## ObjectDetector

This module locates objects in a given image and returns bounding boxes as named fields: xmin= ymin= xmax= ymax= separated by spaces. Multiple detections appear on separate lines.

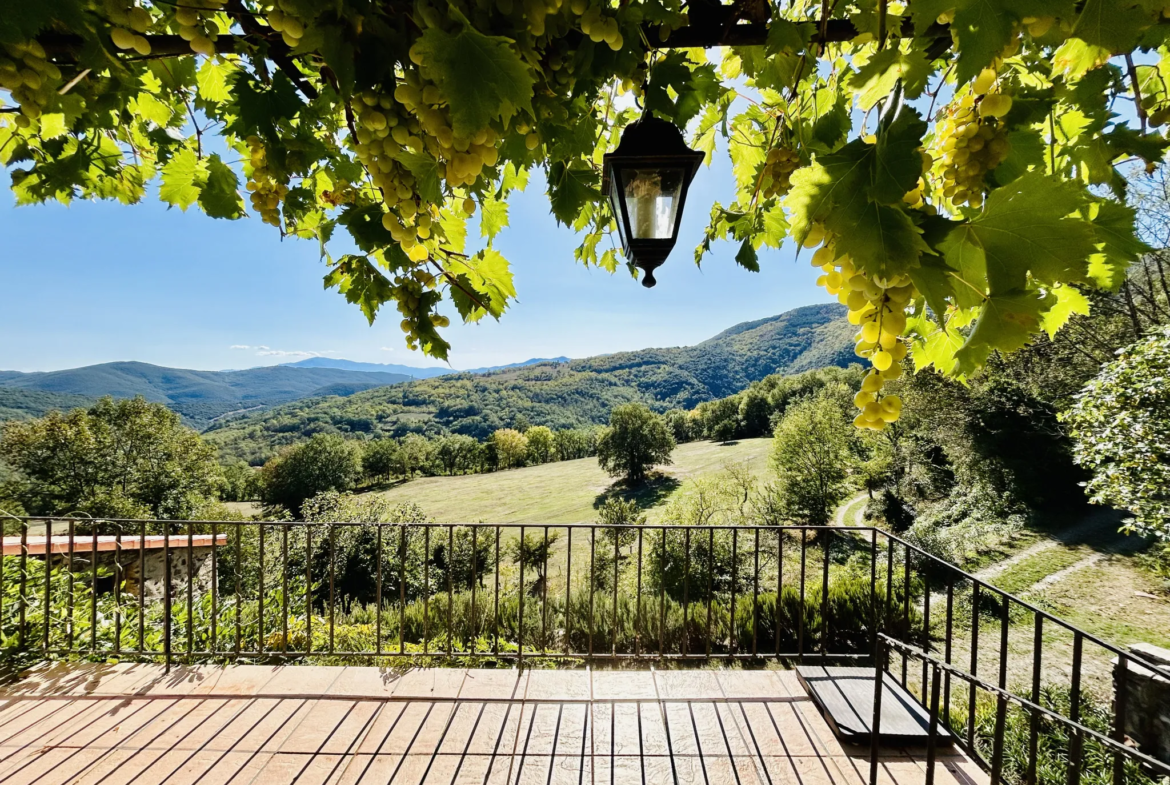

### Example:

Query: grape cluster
xmin=245 ymin=136 xmax=289 ymax=227
xmin=0 ymin=41 xmax=64 ymax=126
xmin=761 ymin=146 xmax=800 ymax=199
xmin=806 ymin=223 xmax=913 ymax=430
xmin=107 ymin=0 xmax=153 ymax=56
xmin=392 ymin=274 xmax=449 ymax=352
xmin=578 ymin=6 xmax=623 ymax=50
xmin=173 ymin=0 xmax=225 ymax=56
xmin=931 ymin=73 xmax=1011 ymax=209
xmin=266 ymin=1 xmax=306 ymax=48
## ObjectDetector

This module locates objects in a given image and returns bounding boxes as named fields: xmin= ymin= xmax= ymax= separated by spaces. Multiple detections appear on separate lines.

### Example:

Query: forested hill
xmin=205 ymin=303 xmax=854 ymax=464
xmin=0 ymin=362 xmax=412 ymax=426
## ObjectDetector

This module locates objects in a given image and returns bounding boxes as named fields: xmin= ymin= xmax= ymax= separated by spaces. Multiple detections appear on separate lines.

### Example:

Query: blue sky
xmin=0 ymin=136 xmax=826 ymax=373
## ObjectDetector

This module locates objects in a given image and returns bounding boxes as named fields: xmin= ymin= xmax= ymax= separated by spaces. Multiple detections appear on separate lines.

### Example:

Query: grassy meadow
xmin=369 ymin=437 xmax=774 ymax=524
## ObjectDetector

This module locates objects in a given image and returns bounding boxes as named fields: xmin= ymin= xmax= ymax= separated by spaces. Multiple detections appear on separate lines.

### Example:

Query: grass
xmin=368 ymin=438 xmax=774 ymax=524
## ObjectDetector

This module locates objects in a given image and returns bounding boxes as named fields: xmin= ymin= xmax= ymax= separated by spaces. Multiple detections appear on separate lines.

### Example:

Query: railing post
xmin=163 ymin=521 xmax=172 ymax=673
xmin=18 ymin=520 xmax=28 ymax=651
xmin=991 ymin=599 xmax=1010 ymax=784
xmin=1068 ymin=632 xmax=1084 ymax=785
xmin=1027 ymin=613 xmax=1043 ymax=785
xmin=870 ymin=636 xmax=886 ymax=785
xmin=926 ymin=661 xmax=942 ymax=785
xmin=1113 ymin=651 xmax=1128 ymax=785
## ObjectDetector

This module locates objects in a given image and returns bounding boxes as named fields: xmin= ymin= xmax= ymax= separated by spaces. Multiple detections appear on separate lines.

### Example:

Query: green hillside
xmin=0 ymin=361 xmax=412 ymax=426
xmin=373 ymin=437 xmax=773 ymax=524
xmin=205 ymin=303 xmax=852 ymax=464
xmin=0 ymin=388 xmax=96 ymax=422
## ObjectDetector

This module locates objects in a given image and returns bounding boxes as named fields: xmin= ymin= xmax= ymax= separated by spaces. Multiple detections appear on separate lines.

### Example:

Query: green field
xmin=370 ymin=437 xmax=773 ymax=524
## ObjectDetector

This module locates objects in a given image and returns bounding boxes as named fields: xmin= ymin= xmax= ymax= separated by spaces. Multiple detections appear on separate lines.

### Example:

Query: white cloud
xmin=379 ymin=347 xmax=395 ymax=352
xmin=255 ymin=349 xmax=330 ymax=358
xmin=229 ymin=344 xmax=271 ymax=351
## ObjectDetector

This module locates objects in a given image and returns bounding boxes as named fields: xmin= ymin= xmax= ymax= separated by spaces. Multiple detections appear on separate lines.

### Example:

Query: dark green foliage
xmin=361 ymin=438 xmax=399 ymax=481
xmin=596 ymin=403 xmax=676 ymax=484
xmin=220 ymin=460 xmax=263 ymax=502
xmin=261 ymin=434 xmax=363 ymax=515
xmin=0 ymin=396 xmax=223 ymax=518
xmin=0 ymin=387 xmax=94 ymax=422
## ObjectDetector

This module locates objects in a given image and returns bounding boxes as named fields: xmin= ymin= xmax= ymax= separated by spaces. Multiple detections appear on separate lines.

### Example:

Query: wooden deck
xmin=0 ymin=664 xmax=986 ymax=785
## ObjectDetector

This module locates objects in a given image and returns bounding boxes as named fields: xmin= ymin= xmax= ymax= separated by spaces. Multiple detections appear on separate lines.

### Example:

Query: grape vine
xmin=1 ymin=0 xmax=1167 ymax=429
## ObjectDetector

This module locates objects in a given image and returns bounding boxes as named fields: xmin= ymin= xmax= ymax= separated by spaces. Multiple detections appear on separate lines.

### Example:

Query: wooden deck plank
xmin=0 ymin=664 xmax=981 ymax=785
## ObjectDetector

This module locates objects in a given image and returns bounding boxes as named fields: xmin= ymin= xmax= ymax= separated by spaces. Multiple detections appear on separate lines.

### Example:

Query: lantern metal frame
xmin=602 ymin=115 xmax=705 ymax=287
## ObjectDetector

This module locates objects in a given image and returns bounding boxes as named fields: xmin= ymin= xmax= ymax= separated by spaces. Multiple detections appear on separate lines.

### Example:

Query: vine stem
xmin=1125 ymin=53 xmax=1148 ymax=133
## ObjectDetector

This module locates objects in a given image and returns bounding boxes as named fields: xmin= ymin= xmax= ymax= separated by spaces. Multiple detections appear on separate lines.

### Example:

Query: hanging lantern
xmin=602 ymin=115 xmax=705 ymax=287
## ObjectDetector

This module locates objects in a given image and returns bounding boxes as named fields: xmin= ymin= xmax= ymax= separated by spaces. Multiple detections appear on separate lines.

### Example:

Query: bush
xmin=596 ymin=403 xmax=675 ymax=484
xmin=261 ymin=434 xmax=363 ymax=515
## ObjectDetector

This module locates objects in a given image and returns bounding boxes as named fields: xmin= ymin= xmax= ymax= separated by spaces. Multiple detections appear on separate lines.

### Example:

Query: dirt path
xmin=833 ymin=492 xmax=869 ymax=528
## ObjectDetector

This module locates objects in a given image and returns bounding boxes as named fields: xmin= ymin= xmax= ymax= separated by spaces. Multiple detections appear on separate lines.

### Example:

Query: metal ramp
xmin=796 ymin=665 xmax=954 ymax=747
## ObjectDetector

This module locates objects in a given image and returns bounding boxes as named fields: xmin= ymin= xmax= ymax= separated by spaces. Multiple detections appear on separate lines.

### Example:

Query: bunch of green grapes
xmin=806 ymin=224 xmax=913 ymax=430
xmin=173 ymin=0 xmax=225 ymax=56
xmin=0 ymin=41 xmax=62 ymax=124
xmin=265 ymin=1 xmax=305 ymax=48
xmin=106 ymin=0 xmax=153 ymax=55
xmin=761 ymin=146 xmax=800 ymax=199
xmin=392 ymin=273 xmax=450 ymax=353
xmin=931 ymin=72 xmax=1011 ymax=209
xmin=578 ymin=5 xmax=624 ymax=50
xmin=244 ymin=136 xmax=289 ymax=227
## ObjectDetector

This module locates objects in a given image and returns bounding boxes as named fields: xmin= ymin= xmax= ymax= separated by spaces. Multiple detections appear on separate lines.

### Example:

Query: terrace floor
xmin=0 ymin=663 xmax=986 ymax=785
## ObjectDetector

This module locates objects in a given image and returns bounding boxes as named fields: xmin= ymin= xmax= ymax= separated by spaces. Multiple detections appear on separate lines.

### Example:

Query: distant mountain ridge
xmin=0 ymin=362 xmax=412 ymax=426
xmin=282 ymin=356 xmax=571 ymax=377
xmin=205 ymin=303 xmax=855 ymax=464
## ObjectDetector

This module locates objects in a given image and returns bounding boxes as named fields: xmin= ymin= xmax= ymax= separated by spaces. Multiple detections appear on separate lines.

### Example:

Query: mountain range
xmin=204 ymin=303 xmax=856 ymax=464
xmin=281 ymin=356 xmax=572 ymax=377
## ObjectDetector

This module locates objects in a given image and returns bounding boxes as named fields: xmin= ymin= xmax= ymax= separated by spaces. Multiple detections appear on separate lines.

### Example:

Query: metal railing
xmin=2 ymin=516 xmax=1169 ymax=785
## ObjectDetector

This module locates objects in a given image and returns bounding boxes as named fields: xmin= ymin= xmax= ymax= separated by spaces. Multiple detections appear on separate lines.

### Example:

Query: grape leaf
xmin=339 ymin=204 xmax=395 ymax=252
xmin=439 ymin=210 xmax=467 ymax=254
xmin=199 ymin=154 xmax=244 ymax=219
xmin=826 ymin=193 xmax=931 ymax=279
xmin=480 ymin=193 xmax=508 ymax=240
xmin=547 ymin=161 xmax=600 ymax=226
xmin=907 ymin=253 xmax=960 ymax=320
xmin=1071 ymin=0 xmax=1152 ymax=52
xmin=940 ymin=173 xmax=1096 ymax=294
xmin=392 ymin=150 xmax=443 ymax=204
xmin=735 ymin=239 xmax=760 ymax=272
xmin=318 ymin=26 xmax=355 ymax=98
xmin=849 ymin=48 xmax=932 ymax=110
xmin=954 ymin=288 xmax=1055 ymax=373
xmin=414 ymin=25 xmax=535 ymax=137
xmin=447 ymin=248 xmax=515 ymax=322
xmin=323 ymin=255 xmax=395 ymax=325
xmin=158 ymin=148 xmax=207 ymax=211
xmin=196 ymin=59 xmax=234 ymax=104
xmin=1040 ymin=284 xmax=1091 ymax=338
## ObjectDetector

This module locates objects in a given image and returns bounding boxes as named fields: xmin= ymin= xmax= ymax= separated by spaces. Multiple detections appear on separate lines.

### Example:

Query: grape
xmin=170 ymin=0 xmax=226 ymax=56
xmin=805 ymin=223 xmax=917 ymax=429
xmin=1 ymin=40 xmax=63 ymax=123
xmin=761 ymin=145 xmax=800 ymax=199
xmin=245 ymin=136 xmax=289 ymax=228
xmin=930 ymin=88 xmax=1011 ymax=210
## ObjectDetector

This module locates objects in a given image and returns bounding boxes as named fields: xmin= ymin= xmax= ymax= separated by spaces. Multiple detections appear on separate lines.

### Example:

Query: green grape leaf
xmin=158 ymin=148 xmax=208 ymax=211
xmin=1071 ymin=0 xmax=1152 ymax=52
xmin=849 ymin=48 xmax=932 ymax=110
xmin=323 ymin=254 xmax=396 ymax=325
xmin=907 ymin=253 xmax=959 ymax=321
xmin=908 ymin=314 xmax=964 ymax=376
xmin=37 ymin=114 xmax=69 ymax=140
xmin=954 ymin=288 xmax=1055 ymax=373
xmin=447 ymin=248 xmax=515 ymax=322
xmin=547 ymin=161 xmax=600 ymax=226
xmin=196 ymin=59 xmax=235 ymax=104
xmin=941 ymin=173 xmax=1096 ymax=293
xmin=130 ymin=94 xmax=174 ymax=128
xmin=765 ymin=18 xmax=811 ymax=54
xmin=992 ymin=129 xmax=1046 ymax=185
xmin=760 ymin=204 xmax=788 ymax=249
xmin=735 ymin=238 xmax=760 ymax=272
xmin=198 ymin=153 xmax=244 ymax=219
xmin=228 ymin=73 xmax=305 ymax=141
xmin=0 ymin=0 xmax=85 ymax=44
xmin=339 ymin=204 xmax=395 ymax=253
xmin=318 ymin=25 xmax=356 ymax=98
xmin=1052 ymin=38 xmax=1112 ymax=78
xmin=439 ymin=210 xmax=468 ymax=254
xmin=826 ymin=193 xmax=931 ymax=280
xmin=392 ymin=150 xmax=443 ymax=204
xmin=1089 ymin=199 xmax=1149 ymax=262
xmin=1040 ymin=284 xmax=1091 ymax=338
xmin=414 ymin=25 xmax=535 ymax=137
xmin=645 ymin=52 xmax=726 ymax=127
xmin=871 ymin=109 xmax=929 ymax=205
xmin=480 ymin=193 xmax=509 ymax=240
xmin=949 ymin=0 xmax=1020 ymax=84
xmin=501 ymin=162 xmax=529 ymax=194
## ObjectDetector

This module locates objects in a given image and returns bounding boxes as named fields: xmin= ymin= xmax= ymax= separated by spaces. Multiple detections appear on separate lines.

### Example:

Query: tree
xmin=220 ymin=460 xmax=262 ymax=502
xmin=362 ymin=439 xmax=400 ymax=482
xmin=433 ymin=434 xmax=480 ymax=475
xmin=0 ymin=396 xmax=222 ymax=518
xmin=1 ymin=2 xmax=1156 ymax=416
xmin=525 ymin=425 xmax=555 ymax=464
xmin=490 ymin=428 xmax=529 ymax=470
xmin=553 ymin=428 xmax=595 ymax=461
xmin=738 ymin=388 xmax=773 ymax=438
xmin=596 ymin=403 xmax=675 ymax=484
xmin=1064 ymin=327 xmax=1170 ymax=543
xmin=663 ymin=410 xmax=693 ymax=444
xmin=261 ymin=434 xmax=363 ymax=515
xmin=770 ymin=391 xmax=853 ymax=526
xmin=396 ymin=433 xmax=433 ymax=478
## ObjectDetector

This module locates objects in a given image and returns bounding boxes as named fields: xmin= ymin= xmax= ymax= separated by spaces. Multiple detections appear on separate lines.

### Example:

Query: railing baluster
xmin=400 ymin=524 xmax=407 ymax=655
xmin=90 ymin=526 xmax=97 ymax=653
xmin=424 ymin=525 xmax=430 ymax=655
xmin=235 ymin=520 xmax=242 ymax=655
xmin=681 ymin=528 xmax=688 ymax=658
xmin=517 ymin=524 xmax=524 ymax=666
xmin=137 ymin=520 xmax=144 ymax=653
xmin=1113 ymin=651 xmax=1127 ymax=785
xmin=564 ymin=526 xmax=571 ymax=655
xmin=113 ymin=527 xmax=121 ymax=655
xmin=42 ymin=519 xmax=51 ymax=654
xmin=752 ymin=527 xmax=759 ymax=658
xmin=448 ymin=524 xmax=455 ymax=657
xmin=921 ymin=569 xmax=930 ymax=703
xmin=968 ymin=583 xmax=980 ymax=751
xmin=635 ymin=527 xmax=643 ymax=658
xmin=259 ymin=522 xmax=266 ymax=656
xmin=493 ymin=525 xmax=500 ymax=657
xmin=328 ymin=523 xmax=334 ymax=655
xmin=730 ymin=528 xmax=738 ymax=655
xmin=869 ymin=636 xmax=885 ymax=785
xmin=1027 ymin=613 xmax=1042 ymax=785
xmin=611 ymin=525 xmax=619 ymax=657
xmin=869 ymin=529 xmax=877 ymax=659
xmin=798 ymin=529 xmax=806 ymax=658
xmin=777 ymin=528 xmax=784 ymax=660
xmin=1068 ymin=632 xmax=1084 ymax=785
xmin=376 ymin=524 xmax=383 ymax=656
xmin=17 ymin=521 xmax=26 ymax=652
xmin=659 ymin=528 xmax=666 ymax=658
xmin=69 ymin=520 xmax=77 ymax=650
xmin=991 ymin=597 xmax=1010 ymax=784
xmin=187 ymin=521 xmax=194 ymax=657
xmin=926 ymin=662 xmax=941 ymax=785
xmin=163 ymin=522 xmax=171 ymax=671
xmin=210 ymin=520 xmax=217 ymax=655
xmin=901 ymin=544 xmax=910 ymax=685
xmin=305 ymin=525 xmax=312 ymax=655
xmin=944 ymin=577 xmax=954 ymax=733
xmin=281 ymin=523 xmax=289 ymax=655
xmin=821 ymin=529 xmax=830 ymax=660
xmin=470 ymin=526 xmax=477 ymax=653
xmin=589 ymin=525 xmax=595 ymax=660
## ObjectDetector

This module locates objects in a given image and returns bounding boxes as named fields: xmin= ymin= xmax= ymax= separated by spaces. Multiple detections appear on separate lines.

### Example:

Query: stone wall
xmin=1115 ymin=642 xmax=1170 ymax=766
xmin=50 ymin=546 xmax=217 ymax=599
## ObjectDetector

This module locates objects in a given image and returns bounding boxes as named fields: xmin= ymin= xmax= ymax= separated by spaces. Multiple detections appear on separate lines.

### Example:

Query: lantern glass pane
xmin=620 ymin=168 xmax=684 ymax=239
